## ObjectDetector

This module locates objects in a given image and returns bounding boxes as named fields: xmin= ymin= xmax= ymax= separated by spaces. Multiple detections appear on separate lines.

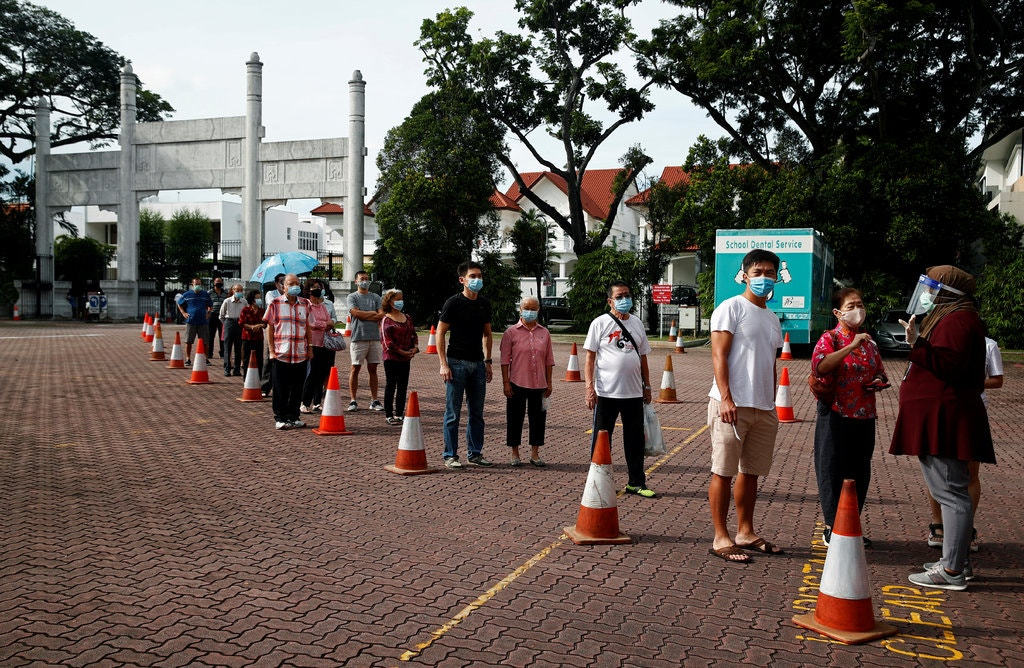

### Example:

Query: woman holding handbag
xmin=300 ymin=278 xmax=336 ymax=413
xmin=810 ymin=287 xmax=889 ymax=547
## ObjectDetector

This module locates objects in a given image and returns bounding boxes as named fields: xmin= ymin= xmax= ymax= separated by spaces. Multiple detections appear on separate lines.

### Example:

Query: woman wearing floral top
xmin=810 ymin=287 xmax=889 ymax=546
xmin=380 ymin=289 xmax=419 ymax=425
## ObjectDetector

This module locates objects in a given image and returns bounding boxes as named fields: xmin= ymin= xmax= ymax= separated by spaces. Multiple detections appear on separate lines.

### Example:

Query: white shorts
xmin=349 ymin=339 xmax=382 ymax=366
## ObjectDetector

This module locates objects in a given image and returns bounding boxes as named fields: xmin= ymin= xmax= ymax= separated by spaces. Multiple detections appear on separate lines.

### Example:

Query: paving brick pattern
xmin=1 ymin=322 xmax=1021 ymax=666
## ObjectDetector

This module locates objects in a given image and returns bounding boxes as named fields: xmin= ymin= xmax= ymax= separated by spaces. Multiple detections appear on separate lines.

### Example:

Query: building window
xmin=298 ymin=230 xmax=318 ymax=252
xmin=286 ymin=227 xmax=292 ymax=241
xmin=105 ymin=223 xmax=118 ymax=246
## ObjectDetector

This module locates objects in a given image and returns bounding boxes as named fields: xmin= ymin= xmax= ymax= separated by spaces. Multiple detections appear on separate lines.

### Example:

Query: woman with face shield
xmin=810 ymin=288 xmax=889 ymax=548
xmin=889 ymin=265 xmax=994 ymax=591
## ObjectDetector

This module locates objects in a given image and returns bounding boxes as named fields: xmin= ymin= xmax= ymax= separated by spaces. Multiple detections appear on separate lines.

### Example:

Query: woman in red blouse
xmin=380 ymin=289 xmax=419 ymax=425
xmin=810 ymin=287 xmax=888 ymax=546
xmin=238 ymin=289 xmax=267 ymax=386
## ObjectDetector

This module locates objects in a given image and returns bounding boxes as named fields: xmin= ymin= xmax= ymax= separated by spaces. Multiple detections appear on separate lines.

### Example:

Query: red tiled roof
xmin=504 ymin=169 xmax=630 ymax=221
xmin=626 ymin=166 xmax=692 ymax=206
xmin=309 ymin=202 xmax=374 ymax=216
xmin=489 ymin=190 xmax=521 ymax=212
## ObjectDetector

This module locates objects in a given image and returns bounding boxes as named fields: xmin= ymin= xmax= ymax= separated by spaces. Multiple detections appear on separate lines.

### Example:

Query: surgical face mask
xmin=255 ymin=298 xmax=264 ymax=307
xmin=393 ymin=300 xmax=404 ymax=312
xmin=748 ymin=276 xmax=775 ymax=298
xmin=467 ymin=277 xmax=484 ymax=293
xmin=357 ymin=280 xmax=370 ymax=290
xmin=838 ymin=307 xmax=866 ymax=327
xmin=310 ymin=289 xmax=322 ymax=298
xmin=233 ymin=292 xmax=243 ymax=300
xmin=613 ymin=297 xmax=633 ymax=313
xmin=192 ymin=285 xmax=202 ymax=293
xmin=521 ymin=309 xmax=538 ymax=322
xmin=286 ymin=285 xmax=302 ymax=296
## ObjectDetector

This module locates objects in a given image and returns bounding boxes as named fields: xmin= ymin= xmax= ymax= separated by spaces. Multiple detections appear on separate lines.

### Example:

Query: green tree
xmin=372 ymin=88 xmax=504 ymax=325
xmin=0 ymin=163 xmax=34 ymax=304
xmin=54 ymin=234 xmax=114 ymax=294
xmin=165 ymin=208 xmax=212 ymax=283
xmin=138 ymin=208 xmax=166 ymax=279
xmin=417 ymin=2 xmax=654 ymax=256
xmin=0 ymin=0 xmax=173 ymax=163
xmin=509 ymin=210 xmax=554 ymax=302
xmin=477 ymin=251 xmax=521 ymax=332
xmin=566 ymin=244 xmax=640 ymax=330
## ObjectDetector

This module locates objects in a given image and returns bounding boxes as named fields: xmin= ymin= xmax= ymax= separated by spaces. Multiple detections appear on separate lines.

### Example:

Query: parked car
xmin=540 ymin=297 xmax=573 ymax=325
xmin=873 ymin=308 xmax=912 ymax=354
xmin=671 ymin=285 xmax=700 ymax=307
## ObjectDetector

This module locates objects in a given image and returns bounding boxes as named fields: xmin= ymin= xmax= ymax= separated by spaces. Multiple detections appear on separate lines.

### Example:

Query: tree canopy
xmin=416 ymin=2 xmax=654 ymax=256
xmin=165 ymin=208 xmax=212 ymax=283
xmin=0 ymin=0 xmax=173 ymax=163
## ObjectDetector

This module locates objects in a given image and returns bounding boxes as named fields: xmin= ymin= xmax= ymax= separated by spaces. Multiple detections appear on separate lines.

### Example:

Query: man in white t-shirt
xmin=583 ymin=281 xmax=655 ymax=498
xmin=707 ymin=249 xmax=784 ymax=563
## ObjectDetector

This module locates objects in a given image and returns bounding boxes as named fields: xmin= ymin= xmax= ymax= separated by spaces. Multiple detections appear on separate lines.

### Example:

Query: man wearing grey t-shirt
xmin=346 ymin=270 xmax=384 ymax=411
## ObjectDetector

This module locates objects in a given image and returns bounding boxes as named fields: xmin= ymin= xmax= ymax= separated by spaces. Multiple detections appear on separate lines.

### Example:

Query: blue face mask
xmin=466 ymin=277 xmax=484 ymax=293
xmin=233 ymin=292 xmax=243 ymax=300
xmin=748 ymin=276 xmax=775 ymax=298
xmin=255 ymin=298 xmax=264 ymax=307
xmin=287 ymin=285 xmax=302 ymax=297
xmin=393 ymin=300 xmax=404 ymax=312
xmin=521 ymin=309 xmax=538 ymax=322
xmin=613 ymin=297 xmax=633 ymax=313
xmin=192 ymin=285 xmax=202 ymax=293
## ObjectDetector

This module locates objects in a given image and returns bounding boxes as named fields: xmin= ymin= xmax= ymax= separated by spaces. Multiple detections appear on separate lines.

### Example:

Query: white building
xmin=978 ymin=131 xmax=1024 ymax=224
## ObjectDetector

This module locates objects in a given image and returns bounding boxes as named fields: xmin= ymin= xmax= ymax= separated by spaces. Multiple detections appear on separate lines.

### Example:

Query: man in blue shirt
xmin=176 ymin=277 xmax=213 ymax=366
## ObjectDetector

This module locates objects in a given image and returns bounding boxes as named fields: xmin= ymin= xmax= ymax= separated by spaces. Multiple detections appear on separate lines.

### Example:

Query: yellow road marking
xmin=399 ymin=423 xmax=709 ymax=661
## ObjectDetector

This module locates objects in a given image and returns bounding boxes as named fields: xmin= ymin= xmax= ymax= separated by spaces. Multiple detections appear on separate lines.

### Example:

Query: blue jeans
xmin=443 ymin=359 xmax=486 ymax=459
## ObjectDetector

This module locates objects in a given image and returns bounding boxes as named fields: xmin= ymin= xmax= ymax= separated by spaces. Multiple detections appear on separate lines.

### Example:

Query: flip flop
xmin=709 ymin=545 xmax=751 ymax=564
xmin=736 ymin=537 xmax=785 ymax=555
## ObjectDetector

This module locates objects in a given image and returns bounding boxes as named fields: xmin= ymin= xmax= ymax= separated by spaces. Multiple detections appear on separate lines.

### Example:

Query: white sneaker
xmin=275 ymin=421 xmax=292 ymax=430
xmin=369 ymin=400 xmax=384 ymax=411
xmin=290 ymin=419 xmax=306 ymax=428
xmin=299 ymin=404 xmax=312 ymax=414
xmin=444 ymin=457 xmax=462 ymax=469
xmin=347 ymin=401 xmax=358 ymax=412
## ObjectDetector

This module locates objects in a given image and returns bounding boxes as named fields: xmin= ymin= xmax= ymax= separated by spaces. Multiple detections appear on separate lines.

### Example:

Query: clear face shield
xmin=905 ymin=274 xmax=964 ymax=316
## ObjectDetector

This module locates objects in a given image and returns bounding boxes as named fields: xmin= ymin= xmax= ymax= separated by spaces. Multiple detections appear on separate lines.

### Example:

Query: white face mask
xmin=838 ymin=307 xmax=866 ymax=327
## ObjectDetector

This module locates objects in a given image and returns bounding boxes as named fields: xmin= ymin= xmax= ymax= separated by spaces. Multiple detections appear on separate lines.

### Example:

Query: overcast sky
xmin=34 ymin=0 xmax=721 ymax=210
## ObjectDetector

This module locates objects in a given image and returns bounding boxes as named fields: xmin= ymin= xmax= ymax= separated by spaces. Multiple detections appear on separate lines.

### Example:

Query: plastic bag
xmin=322 ymin=329 xmax=346 ymax=351
xmin=643 ymin=403 xmax=666 ymax=457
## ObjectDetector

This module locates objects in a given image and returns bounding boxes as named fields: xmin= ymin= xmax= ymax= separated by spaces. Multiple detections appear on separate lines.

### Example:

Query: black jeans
xmin=813 ymin=401 xmax=876 ymax=527
xmin=222 ymin=319 xmax=243 ymax=372
xmin=272 ymin=360 xmax=307 ymax=423
xmin=206 ymin=316 xmax=223 ymax=358
xmin=383 ymin=359 xmax=411 ymax=418
xmin=241 ymin=339 xmax=264 ymax=382
xmin=506 ymin=383 xmax=546 ymax=447
xmin=591 ymin=396 xmax=645 ymax=487
xmin=302 ymin=346 xmax=336 ymax=407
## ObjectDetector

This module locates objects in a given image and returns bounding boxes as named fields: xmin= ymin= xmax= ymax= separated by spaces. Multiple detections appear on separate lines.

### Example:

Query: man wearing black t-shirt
xmin=437 ymin=261 xmax=495 ymax=469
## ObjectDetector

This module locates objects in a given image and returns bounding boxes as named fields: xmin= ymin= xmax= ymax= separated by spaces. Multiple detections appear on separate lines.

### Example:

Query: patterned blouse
xmin=811 ymin=326 xmax=888 ymax=419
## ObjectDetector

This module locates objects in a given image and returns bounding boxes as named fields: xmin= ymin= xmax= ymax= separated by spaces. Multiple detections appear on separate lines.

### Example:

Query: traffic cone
xmin=12 ymin=303 xmax=20 ymax=321
xmin=654 ymin=355 xmax=682 ymax=404
xmin=186 ymin=337 xmax=212 ymax=384
xmin=236 ymin=351 xmax=265 ymax=402
xmin=668 ymin=319 xmax=677 ymax=339
xmin=793 ymin=480 xmax=898 ymax=644
xmin=149 ymin=320 xmax=166 ymax=360
xmin=562 ymin=342 xmax=583 ymax=382
xmin=384 ymin=392 xmax=439 ymax=475
xmin=167 ymin=331 xmax=185 ymax=368
xmin=312 ymin=368 xmax=353 ymax=435
xmin=141 ymin=313 xmax=150 ymax=339
xmin=780 ymin=332 xmax=793 ymax=360
xmin=674 ymin=332 xmax=686 ymax=354
xmin=424 ymin=325 xmax=438 ymax=354
xmin=564 ymin=430 xmax=631 ymax=545
xmin=144 ymin=315 xmax=155 ymax=343
xmin=775 ymin=367 xmax=801 ymax=423
xmin=343 ymin=315 xmax=352 ymax=337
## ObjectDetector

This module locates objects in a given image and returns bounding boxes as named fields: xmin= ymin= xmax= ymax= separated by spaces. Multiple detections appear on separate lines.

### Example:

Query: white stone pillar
xmin=34 ymin=98 xmax=53 ymax=291
xmin=345 ymin=70 xmax=366 ymax=282
xmin=242 ymin=53 xmax=263 ymax=282
xmin=118 ymin=64 xmax=139 ymax=316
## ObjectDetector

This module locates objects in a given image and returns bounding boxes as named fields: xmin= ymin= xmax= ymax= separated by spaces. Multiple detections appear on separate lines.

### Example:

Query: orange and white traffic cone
xmin=141 ymin=313 xmax=150 ymax=339
xmin=149 ymin=320 xmax=166 ymax=361
xmin=775 ymin=367 xmax=801 ymax=423
xmin=384 ymin=392 xmax=439 ymax=475
xmin=674 ymin=332 xmax=686 ymax=354
xmin=144 ymin=315 xmax=155 ymax=343
xmin=668 ymin=318 xmax=677 ymax=339
xmin=793 ymin=480 xmax=898 ymax=644
xmin=562 ymin=342 xmax=583 ymax=382
xmin=237 ymin=351 xmax=265 ymax=402
xmin=780 ymin=332 xmax=793 ymax=360
xmin=654 ymin=355 xmax=682 ymax=404
xmin=186 ymin=337 xmax=212 ymax=384
xmin=564 ymin=430 xmax=631 ymax=545
xmin=167 ymin=331 xmax=185 ymax=368
xmin=343 ymin=315 xmax=352 ymax=337
xmin=12 ymin=303 xmax=20 ymax=321
xmin=312 ymin=368 xmax=353 ymax=435
xmin=425 ymin=325 xmax=438 ymax=354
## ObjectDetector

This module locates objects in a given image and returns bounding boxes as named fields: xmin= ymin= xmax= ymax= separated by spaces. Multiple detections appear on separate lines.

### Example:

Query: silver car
xmin=874 ymin=309 xmax=912 ymax=354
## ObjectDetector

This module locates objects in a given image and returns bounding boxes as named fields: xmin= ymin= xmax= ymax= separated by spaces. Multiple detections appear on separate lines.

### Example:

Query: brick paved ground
xmin=1 ymin=321 xmax=1021 ymax=667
